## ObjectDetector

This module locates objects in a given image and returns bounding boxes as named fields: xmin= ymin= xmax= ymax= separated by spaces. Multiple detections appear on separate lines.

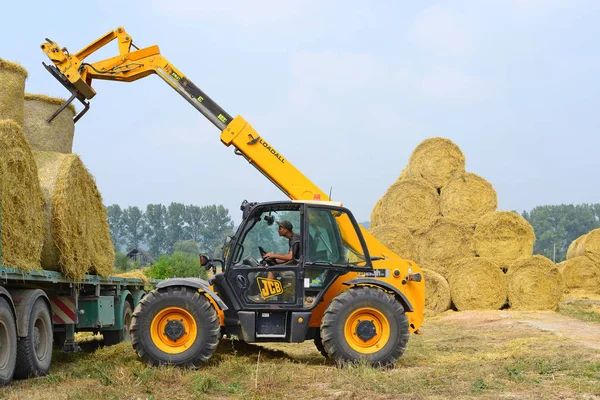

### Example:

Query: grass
xmin=558 ymin=295 xmax=600 ymax=323
xmin=1 ymin=311 xmax=599 ymax=399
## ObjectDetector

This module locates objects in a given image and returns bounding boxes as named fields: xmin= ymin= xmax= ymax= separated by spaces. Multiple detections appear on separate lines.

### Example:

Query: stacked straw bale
xmin=369 ymin=224 xmax=416 ymax=261
xmin=422 ymin=268 xmax=451 ymax=315
xmin=564 ymin=229 xmax=600 ymax=295
xmin=34 ymin=151 xmax=114 ymax=280
xmin=370 ymin=178 xmax=439 ymax=232
xmin=507 ymin=255 xmax=563 ymax=310
xmin=0 ymin=120 xmax=44 ymax=269
xmin=24 ymin=94 xmax=75 ymax=154
xmin=0 ymin=59 xmax=27 ymax=126
xmin=369 ymin=136 xmax=551 ymax=313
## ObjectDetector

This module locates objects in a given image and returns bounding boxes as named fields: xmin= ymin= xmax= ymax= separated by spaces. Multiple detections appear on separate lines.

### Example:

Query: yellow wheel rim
xmin=150 ymin=307 xmax=198 ymax=354
xmin=344 ymin=307 xmax=390 ymax=354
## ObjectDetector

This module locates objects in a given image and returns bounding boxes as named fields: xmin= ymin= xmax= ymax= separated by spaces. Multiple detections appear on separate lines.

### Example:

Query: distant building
xmin=126 ymin=248 xmax=155 ymax=267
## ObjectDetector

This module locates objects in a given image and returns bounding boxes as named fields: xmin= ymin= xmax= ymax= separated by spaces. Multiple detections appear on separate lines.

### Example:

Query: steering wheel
xmin=258 ymin=246 xmax=278 ymax=266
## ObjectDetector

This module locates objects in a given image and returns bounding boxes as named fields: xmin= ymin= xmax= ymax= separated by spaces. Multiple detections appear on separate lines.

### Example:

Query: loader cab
xmin=214 ymin=200 xmax=373 ymax=316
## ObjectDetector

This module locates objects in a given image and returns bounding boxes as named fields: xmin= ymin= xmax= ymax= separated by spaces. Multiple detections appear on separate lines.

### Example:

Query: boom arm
xmin=40 ymin=27 xmax=396 ymax=259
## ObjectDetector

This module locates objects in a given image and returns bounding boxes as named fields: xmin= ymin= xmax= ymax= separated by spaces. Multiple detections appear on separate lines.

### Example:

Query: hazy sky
xmin=1 ymin=0 xmax=599 ymax=223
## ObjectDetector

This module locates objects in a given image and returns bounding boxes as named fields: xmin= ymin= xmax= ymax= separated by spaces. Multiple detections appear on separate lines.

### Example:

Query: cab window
xmin=306 ymin=207 xmax=367 ymax=266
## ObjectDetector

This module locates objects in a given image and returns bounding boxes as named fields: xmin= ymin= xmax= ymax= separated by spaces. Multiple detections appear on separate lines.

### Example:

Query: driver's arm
xmin=264 ymin=251 xmax=293 ymax=262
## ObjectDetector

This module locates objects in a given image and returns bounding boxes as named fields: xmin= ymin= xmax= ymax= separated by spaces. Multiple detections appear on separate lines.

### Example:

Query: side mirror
xmin=199 ymin=255 xmax=209 ymax=267
xmin=264 ymin=214 xmax=275 ymax=225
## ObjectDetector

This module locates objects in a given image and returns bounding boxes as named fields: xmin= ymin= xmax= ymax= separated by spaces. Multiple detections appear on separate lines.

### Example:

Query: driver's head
xmin=276 ymin=220 xmax=293 ymax=237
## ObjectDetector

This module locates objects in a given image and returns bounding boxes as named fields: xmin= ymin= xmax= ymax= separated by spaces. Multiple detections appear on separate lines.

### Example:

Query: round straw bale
xmin=35 ymin=151 xmax=113 ymax=279
xmin=369 ymin=224 xmax=417 ymax=261
xmin=556 ymin=260 xmax=567 ymax=275
xmin=560 ymin=256 xmax=600 ymax=293
xmin=24 ymin=94 xmax=75 ymax=154
xmin=575 ymin=229 xmax=600 ymax=263
xmin=440 ymin=173 xmax=497 ymax=223
xmin=0 ymin=59 xmax=27 ymax=126
xmin=447 ymin=258 xmax=507 ymax=311
xmin=407 ymin=137 xmax=466 ymax=188
xmin=414 ymin=217 xmax=475 ymax=274
xmin=0 ymin=120 xmax=44 ymax=269
xmin=506 ymin=255 xmax=563 ymax=310
xmin=422 ymin=268 xmax=451 ymax=315
xmin=370 ymin=178 xmax=440 ymax=232
xmin=398 ymin=168 xmax=408 ymax=180
xmin=566 ymin=235 xmax=586 ymax=260
xmin=474 ymin=211 xmax=535 ymax=261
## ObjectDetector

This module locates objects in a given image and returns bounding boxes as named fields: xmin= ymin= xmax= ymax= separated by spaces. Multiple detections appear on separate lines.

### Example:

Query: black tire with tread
xmin=0 ymin=298 xmax=17 ymax=385
xmin=14 ymin=298 xmax=53 ymax=379
xmin=130 ymin=287 xmax=220 ymax=367
xmin=103 ymin=301 xmax=133 ymax=346
xmin=320 ymin=286 xmax=409 ymax=367
xmin=314 ymin=335 xmax=328 ymax=359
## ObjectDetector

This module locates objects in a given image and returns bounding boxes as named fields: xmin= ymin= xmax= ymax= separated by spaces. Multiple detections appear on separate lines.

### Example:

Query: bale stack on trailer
xmin=563 ymin=229 xmax=600 ymax=295
xmin=369 ymin=137 xmax=557 ymax=314
xmin=0 ymin=58 xmax=114 ymax=279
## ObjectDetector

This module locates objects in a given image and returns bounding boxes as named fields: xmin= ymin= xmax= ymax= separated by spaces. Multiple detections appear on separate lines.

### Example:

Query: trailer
xmin=0 ymin=264 xmax=150 ymax=384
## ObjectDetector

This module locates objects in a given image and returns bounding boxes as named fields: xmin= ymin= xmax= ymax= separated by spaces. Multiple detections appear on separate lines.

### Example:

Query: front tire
xmin=130 ymin=287 xmax=220 ymax=367
xmin=320 ymin=287 xmax=409 ymax=367
xmin=0 ymin=298 xmax=17 ymax=385
xmin=14 ymin=298 xmax=53 ymax=379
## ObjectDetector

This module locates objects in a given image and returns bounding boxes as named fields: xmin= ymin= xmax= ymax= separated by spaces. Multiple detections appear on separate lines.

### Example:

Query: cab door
xmin=302 ymin=205 xmax=372 ymax=307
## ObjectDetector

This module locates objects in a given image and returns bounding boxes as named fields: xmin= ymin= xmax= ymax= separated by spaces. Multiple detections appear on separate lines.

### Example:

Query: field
xmin=1 ymin=296 xmax=599 ymax=400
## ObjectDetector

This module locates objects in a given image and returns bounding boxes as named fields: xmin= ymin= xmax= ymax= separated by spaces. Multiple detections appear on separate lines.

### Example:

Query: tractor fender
xmin=342 ymin=279 xmax=414 ymax=313
xmin=156 ymin=278 xmax=229 ymax=311
xmin=8 ymin=289 xmax=51 ymax=337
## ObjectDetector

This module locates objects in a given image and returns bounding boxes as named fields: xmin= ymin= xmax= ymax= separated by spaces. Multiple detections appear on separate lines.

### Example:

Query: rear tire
xmin=103 ymin=301 xmax=133 ymax=346
xmin=0 ymin=298 xmax=17 ymax=385
xmin=130 ymin=287 xmax=220 ymax=367
xmin=320 ymin=287 xmax=409 ymax=367
xmin=14 ymin=298 xmax=53 ymax=379
xmin=314 ymin=335 xmax=328 ymax=359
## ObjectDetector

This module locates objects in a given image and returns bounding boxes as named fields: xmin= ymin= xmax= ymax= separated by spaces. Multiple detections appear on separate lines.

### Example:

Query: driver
xmin=264 ymin=220 xmax=300 ymax=264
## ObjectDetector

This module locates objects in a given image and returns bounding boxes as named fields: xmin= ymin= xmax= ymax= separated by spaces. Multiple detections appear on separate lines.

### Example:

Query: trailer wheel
xmin=130 ymin=287 xmax=220 ymax=367
xmin=14 ymin=298 xmax=52 ymax=378
xmin=320 ymin=286 xmax=409 ymax=367
xmin=103 ymin=301 xmax=132 ymax=346
xmin=0 ymin=297 xmax=17 ymax=385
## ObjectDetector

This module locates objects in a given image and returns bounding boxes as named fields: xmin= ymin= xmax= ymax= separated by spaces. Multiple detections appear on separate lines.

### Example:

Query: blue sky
xmin=1 ymin=0 xmax=599 ymax=223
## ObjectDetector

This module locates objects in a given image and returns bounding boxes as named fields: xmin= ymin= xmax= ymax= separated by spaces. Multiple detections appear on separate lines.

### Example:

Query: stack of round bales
xmin=25 ymin=95 xmax=114 ymax=280
xmin=370 ymin=137 xmax=553 ymax=314
xmin=563 ymin=229 xmax=600 ymax=295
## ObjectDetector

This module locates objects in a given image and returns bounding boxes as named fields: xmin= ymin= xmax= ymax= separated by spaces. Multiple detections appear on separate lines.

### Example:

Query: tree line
xmin=522 ymin=203 xmax=600 ymax=262
xmin=106 ymin=203 xmax=235 ymax=258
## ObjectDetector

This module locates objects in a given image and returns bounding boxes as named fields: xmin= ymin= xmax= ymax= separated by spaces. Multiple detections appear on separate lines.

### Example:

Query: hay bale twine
xmin=407 ymin=137 xmax=466 ymax=188
xmin=0 ymin=59 xmax=27 ymax=126
xmin=474 ymin=211 xmax=535 ymax=261
xmin=560 ymin=256 xmax=600 ymax=293
xmin=575 ymin=229 xmax=600 ymax=263
xmin=35 ymin=151 xmax=113 ymax=279
xmin=369 ymin=224 xmax=416 ymax=260
xmin=370 ymin=178 xmax=440 ymax=232
xmin=447 ymin=258 xmax=507 ymax=311
xmin=440 ymin=173 xmax=498 ymax=223
xmin=422 ymin=268 xmax=451 ymax=315
xmin=506 ymin=255 xmax=563 ymax=310
xmin=24 ymin=94 xmax=75 ymax=154
xmin=0 ymin=120 xmax=44 ymax=269
xmin=566 ymin=235 xmax=586 ymax=260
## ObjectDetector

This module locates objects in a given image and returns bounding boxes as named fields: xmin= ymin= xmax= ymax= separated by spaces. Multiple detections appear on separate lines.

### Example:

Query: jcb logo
xmin=257 ymin=277 xmax=283 ymax=299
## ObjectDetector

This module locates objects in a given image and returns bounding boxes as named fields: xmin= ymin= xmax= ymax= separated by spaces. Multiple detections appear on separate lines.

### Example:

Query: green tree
xmin=106 ymin=204 xmax=125 ymax=251
xmin=184 ymin=205 xmax=204 ymax=242
xmin=113 ymin=251 xmax=138 ymax=272
xmin=145 ymin=252 xmax=207 ymax=280
xmin=122 ymin=206 xmax=145 ymax=251
xmin=166 ymin=202 xmax=188 ymax=252
xmin=199 ymin=205 xmax=235 ymax=257
xmin=173 ymin=239 xmax=199 ymax=255
xmin=143 ymin=204 xmax=167 ymax=257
